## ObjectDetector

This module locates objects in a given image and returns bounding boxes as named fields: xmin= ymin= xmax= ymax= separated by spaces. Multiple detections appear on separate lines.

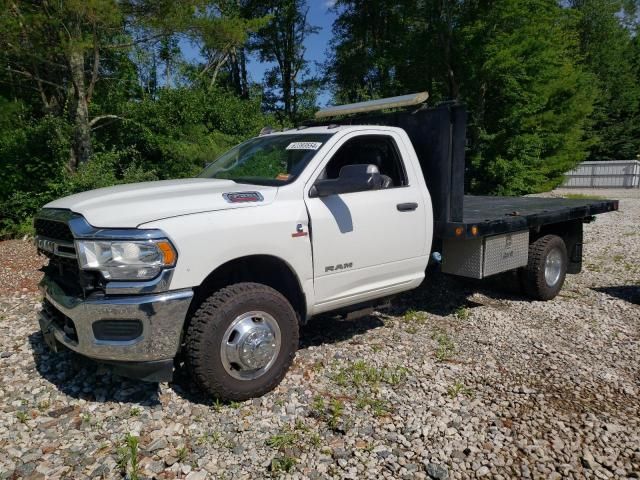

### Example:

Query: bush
xmin=0 ymin=150 xmax=159 ymax=238
xmin=0 ymin=87 xmax=275 ymax=238
xmin=0 ymin=110 xmax=70 ymax=203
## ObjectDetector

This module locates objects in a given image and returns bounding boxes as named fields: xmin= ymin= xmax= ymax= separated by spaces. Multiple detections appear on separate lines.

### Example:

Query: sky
xmin=245 ymin=1 xmax=337 ymax=105
xmin=181 ymin=1 xmax=337 ymax=106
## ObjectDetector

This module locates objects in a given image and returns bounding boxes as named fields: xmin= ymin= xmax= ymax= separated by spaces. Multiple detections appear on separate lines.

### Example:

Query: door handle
xmin=397 ymin=202 xmax=418 ymax=212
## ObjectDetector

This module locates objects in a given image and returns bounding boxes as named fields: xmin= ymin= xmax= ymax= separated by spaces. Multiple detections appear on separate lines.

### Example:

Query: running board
xmin=341 ymin=298 xmax=392 ymax=320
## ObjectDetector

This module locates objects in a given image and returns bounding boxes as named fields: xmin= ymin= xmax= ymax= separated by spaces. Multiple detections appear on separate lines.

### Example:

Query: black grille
xmin=35 ymin=218 xmax=74 ymax=241
xmin=93 ymin=320 xmax=143 ymax=341
xmin=36 ymin=216 xmax=104 ymax=295
xmin=42 ymin=299 xmax=78 ymax=343
xmin=42 ymin=255 xmax=104 ymax=297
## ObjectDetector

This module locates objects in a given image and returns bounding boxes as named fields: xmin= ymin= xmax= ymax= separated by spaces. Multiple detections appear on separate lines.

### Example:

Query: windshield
xmin=198 ymin=133 xmax=334 ymax=186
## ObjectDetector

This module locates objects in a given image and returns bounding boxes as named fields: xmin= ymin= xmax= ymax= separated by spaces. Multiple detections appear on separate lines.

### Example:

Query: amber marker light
xmin=455 ymin=227 xmax=464 ymax=236
xmin=471 ymin=226 xmax=479 ymax=236
xmin=157 ymin=240 xmax=177 ymax=266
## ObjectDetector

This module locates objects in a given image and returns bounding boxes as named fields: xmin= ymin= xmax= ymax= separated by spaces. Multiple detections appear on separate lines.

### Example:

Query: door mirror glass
xmin=310 ymin=164 xmax=383 ymax=198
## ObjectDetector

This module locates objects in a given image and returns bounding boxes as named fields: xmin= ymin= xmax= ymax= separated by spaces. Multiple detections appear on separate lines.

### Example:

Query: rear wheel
xmin=185 ymin=283 xmax=299 ymax=401
xmin=521 ymin=235 xmax=568 ymax=301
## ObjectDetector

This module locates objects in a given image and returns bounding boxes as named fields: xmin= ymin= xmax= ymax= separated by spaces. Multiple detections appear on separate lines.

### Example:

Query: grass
xmin=266 ymin=429 xmax=298 ymax=450
xmin=310 ymin=396 xmax=346 ymax=431
xmin=308 ymin=432 xmax=322 ymax=448
xmin=266 ymin=419 xmax=322 ymax=451
xmin=197 ymin=431 xmax=221 ymax=445
xmin=311 ymin=360 xmax=325 ymax=372
xmin=402 ymin=309 xmax=428 ymax=332
xmin=563 ymin=193 xmax=606 ymax=200
xmin=327 ymin=398 xmax=345 ymax=430
xmin=129 ymin=406 xmax=141 ymax=417
xmin=116 ymin=433 xmax=140 ymax=480
xmin=265 ymin=421 xmax=322 ymax=475
xmin=115 ymin=445 xmax=129 ymax=472
xmin=211 ymin=398 xmax=224 ymax=412
xmin=447 ymin=380 xmax=474 ymax=399
xmin=311 ymin=395 xmax=325 ymax=417
xmin=294 ymin=418 xmax=308 ymax=432
xmin=355 ymin=396 xmax=390 ymax=417
xmin=405 ymin=324 xmax=419 ymax=334
xmin=16 ymin=411 xmax=29 ymax=423
xmin=332 ymin=360 xmax=409 ymax=389
xmin=176 ymin=445 xmax=190 ymax=463
xmin=270 ymin=455 xmax=296 ymax=474
xmin=433 ymin=330 xmax=456 ymax=361
xmin=454 ymin=306 xmax=470 ymax=320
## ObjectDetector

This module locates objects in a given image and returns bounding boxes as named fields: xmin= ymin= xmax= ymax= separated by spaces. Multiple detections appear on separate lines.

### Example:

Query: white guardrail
xmin=563 ymin=160 xmax=640 ymax=188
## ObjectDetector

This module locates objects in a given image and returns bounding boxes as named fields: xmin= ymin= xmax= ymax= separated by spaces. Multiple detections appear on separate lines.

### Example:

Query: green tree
xmin=249 ymin=0 xmax=320 ymax=122
xmin=0 ymin=1 xmax=277 ymax=237
xmin=570 ymin=0 xmax=640 ymax=160
xmin=0 ymin=1 xmax=263 ymax=170
xmin=462 ymin=0 xmax=596 ymax=194
xmin=0 ymin=0 xmax=124 ymax=169
xmin=329 ymin=0 xmax=596 ymax=194
xmin=189 ymin=1 xmax=268 ymax=92
xmin=327 ymin=0 xmax=418 ymax=102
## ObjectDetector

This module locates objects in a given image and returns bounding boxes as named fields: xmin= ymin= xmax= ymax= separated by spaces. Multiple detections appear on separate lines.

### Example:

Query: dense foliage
xmin=1 ymin=0 xmax=639 ymax=236
xmin=328 ymin=0 xmax=640 ymax=194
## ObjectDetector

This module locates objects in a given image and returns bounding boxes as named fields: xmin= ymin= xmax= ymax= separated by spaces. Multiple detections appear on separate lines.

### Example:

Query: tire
xmin=520 ymin=235 xmax=568 ymax=301
xmin=185 ymin=282 xmax=299 ymax=401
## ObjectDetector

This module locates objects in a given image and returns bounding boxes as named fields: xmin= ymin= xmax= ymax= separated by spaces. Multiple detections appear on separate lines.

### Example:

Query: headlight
xmin=76 ymin=239 xmax=177 ymax=280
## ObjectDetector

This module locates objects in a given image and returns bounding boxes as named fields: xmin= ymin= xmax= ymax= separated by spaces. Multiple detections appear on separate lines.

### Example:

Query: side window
xmin=322 ymin=135 xmax=408 ymax=188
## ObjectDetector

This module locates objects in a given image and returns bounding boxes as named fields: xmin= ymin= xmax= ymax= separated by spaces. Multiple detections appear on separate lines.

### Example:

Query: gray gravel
xmin=1 ymin=189 xmax=639 ymax=479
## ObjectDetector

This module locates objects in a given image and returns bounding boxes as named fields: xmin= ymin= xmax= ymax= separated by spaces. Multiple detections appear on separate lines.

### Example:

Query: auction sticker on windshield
xmin=286 ymin=142 xmax=323 ymax=150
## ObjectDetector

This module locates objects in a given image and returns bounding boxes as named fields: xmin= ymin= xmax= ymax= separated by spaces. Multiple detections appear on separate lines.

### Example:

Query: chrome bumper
xmin=38 ymin=276 xmax=193 ymax=362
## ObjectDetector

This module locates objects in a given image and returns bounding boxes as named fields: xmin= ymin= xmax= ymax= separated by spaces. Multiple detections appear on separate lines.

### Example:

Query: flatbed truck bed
xmin=437 ymin=195 xmax=619 ymax=238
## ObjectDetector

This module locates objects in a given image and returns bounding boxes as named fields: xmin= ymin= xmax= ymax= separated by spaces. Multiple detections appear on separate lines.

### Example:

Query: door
xmin=305 ymin=132 xmax=428 ymax=312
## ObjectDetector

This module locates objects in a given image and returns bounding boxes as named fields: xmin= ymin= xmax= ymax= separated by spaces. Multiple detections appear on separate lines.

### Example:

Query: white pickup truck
xmin=35 ymin=94 xmax=617 ymax=400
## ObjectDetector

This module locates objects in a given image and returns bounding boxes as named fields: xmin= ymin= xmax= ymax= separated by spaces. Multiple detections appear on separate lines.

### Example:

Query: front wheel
xmin=185 ymin=283 xmax=299 ymax=401
xmin=520 ymin=235 xmax=568 ymax=301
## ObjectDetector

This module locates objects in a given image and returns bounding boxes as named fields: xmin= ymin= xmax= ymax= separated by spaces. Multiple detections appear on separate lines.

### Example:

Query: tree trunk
xmin=282 ymin=65 xmax=292 ymax=118
xmin=239 ymin=49 xmax=248 ymax=99
xmin=69 ymin=48 xmax=91 ymax=171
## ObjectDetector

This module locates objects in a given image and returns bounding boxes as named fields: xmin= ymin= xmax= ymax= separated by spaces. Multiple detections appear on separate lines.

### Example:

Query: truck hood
xmin=44 ymin=178 xmax=278 ymax=228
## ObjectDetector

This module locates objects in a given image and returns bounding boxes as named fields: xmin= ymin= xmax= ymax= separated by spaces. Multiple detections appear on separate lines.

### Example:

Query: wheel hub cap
xmin=544 ymin=247 xmax=563 ymax=287
xmin=221 ymin=311 xmax=281 ymax=380
xmin=239 ymin=329 xmax=276 ymax=369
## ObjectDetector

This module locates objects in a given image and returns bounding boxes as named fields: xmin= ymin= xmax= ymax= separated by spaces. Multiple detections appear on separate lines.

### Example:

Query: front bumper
xmin=38 ymin=276 xmax=193 ymax=365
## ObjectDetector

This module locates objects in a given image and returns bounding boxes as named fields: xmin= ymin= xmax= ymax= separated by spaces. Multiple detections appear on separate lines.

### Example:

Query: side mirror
xmin=309 ymin=164 xmax=383 ymax=198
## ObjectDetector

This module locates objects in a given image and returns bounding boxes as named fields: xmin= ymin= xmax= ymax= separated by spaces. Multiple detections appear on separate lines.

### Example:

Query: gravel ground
xmin=0 ymin=189 xmax=638 ymax=480
xmin=0 ymin=239 xmax=46 ymax=295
